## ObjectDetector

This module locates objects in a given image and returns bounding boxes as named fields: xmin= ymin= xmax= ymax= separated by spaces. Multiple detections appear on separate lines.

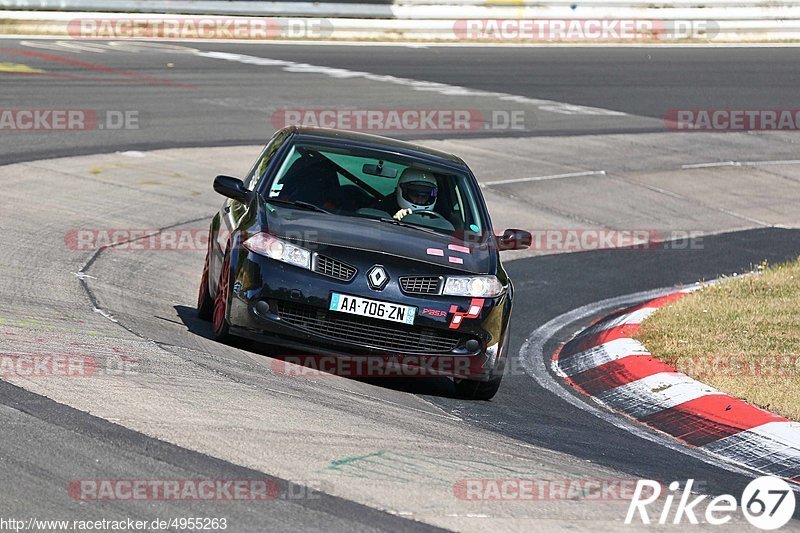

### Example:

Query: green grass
xmin=636 ymin=258 xmax=800 ymax=421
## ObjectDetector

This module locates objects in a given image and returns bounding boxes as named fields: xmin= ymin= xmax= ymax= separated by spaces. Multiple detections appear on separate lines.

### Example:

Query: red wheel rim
xmin=213 ymin=255 xmax=230 ymax=333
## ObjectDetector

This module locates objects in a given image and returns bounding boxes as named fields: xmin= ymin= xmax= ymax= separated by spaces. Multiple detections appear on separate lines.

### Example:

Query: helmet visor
xmin=400 ymin=181 xmax=437 ymax=206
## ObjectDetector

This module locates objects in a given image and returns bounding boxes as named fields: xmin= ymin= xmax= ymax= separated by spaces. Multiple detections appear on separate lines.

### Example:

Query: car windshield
xmin=261 ymin=141 xmax=488 ymax=240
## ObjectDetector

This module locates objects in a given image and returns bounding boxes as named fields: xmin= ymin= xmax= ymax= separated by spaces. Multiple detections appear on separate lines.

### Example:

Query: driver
xmin=382 ymin=168 xmax=438 ymax=220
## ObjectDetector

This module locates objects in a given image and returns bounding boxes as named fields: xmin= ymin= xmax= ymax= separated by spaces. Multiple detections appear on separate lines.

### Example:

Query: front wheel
xmin=211 ymin=252 xmax=232 ymax=341
xmin=196 ymin=250 xmax=213 ymax=321
xmin=454 ymin=374 xmax=503 ymax=401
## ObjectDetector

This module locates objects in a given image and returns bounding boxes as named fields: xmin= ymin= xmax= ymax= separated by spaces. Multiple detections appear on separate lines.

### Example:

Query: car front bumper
xmin=226 ymin=251 xmax=512 ymax=380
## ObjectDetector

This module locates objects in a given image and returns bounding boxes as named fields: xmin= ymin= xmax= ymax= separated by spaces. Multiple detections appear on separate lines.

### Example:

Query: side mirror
xmin=497 ymin=229 xmax=532 ymax=251
xmin=213 ymin=175 xmax=250 ymax=203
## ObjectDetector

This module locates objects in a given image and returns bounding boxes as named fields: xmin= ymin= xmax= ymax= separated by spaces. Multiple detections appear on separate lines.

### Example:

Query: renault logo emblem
xmin=367 ymin=265 xmax=389 ymax=291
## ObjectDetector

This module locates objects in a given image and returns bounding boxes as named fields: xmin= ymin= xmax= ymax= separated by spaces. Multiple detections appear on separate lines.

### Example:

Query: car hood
xmin=263 ymin=206 xmax=495 ymax=274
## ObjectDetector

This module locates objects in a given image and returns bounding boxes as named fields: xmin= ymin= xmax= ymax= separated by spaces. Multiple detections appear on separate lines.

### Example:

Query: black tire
xmin=454 ymin=374 xmax=503 ymax=401
xmin=211 ymin=252 xmax=232 ymax=341
xmin=197 ymin=252 xmax=213 ymax=321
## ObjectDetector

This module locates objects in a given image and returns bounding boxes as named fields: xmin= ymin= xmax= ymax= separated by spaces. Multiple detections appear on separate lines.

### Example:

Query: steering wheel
xmin=411 ymin=209 xmax=446 ymax=221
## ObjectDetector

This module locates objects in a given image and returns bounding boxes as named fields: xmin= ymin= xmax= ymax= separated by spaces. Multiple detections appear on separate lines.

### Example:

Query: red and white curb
xmin=553 ymin=288 xmax=800 ymax=485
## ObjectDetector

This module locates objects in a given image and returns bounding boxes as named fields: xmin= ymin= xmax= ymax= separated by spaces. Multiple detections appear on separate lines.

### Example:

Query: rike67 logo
xmin=626 ymin=477 xmax=796 ymax=530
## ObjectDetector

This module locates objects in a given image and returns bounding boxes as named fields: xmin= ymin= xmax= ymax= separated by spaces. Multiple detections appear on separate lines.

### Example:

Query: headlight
xmin=243 ymin=233 xmax=311 ymax=270
xmin=443 ymin=275 xmax=503 ymax=297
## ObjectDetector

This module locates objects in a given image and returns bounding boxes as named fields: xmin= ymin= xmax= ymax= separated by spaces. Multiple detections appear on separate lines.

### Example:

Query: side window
xmin=453 ymin=185 xmax=465 ymax=225
xmin=267 ymin=149 xmax=302 ymax=198
xmin=243 ymin=130 xmax=289 ymax=191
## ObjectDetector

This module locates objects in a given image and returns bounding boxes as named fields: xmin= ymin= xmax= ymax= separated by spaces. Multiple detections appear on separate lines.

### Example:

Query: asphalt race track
xmin=1 ymin=39 xmax=800 ymax=531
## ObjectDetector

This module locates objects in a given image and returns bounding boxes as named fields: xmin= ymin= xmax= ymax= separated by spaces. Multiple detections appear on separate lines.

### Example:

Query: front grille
xmin=399 ymin=276 xmax=442 ymax=295
xmin=313 ymin=254 xmax=356 ymax=281
xmin=274 ymin=301 xmax=464 ymax=353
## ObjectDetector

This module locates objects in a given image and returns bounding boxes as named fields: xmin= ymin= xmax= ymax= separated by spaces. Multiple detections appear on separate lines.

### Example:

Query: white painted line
xmin=682 ymin=159 xmax=800 ymax=170
xmin=741 ymin=159 xmax=800 ymax=166
xmin=558 ymin=337 xmax=650 ymax=377
xmin=93 ymin=307 xmax=118 ymax=323
xmin=19 ymin=39 xmax=88 ymax=53
xmin=595 ymin=372 xmax=720 ymax=419
xmin=20 ymin=39 xmax=203 ymax=55
xmin=751 ymin=421 xmax=800 ymax=449
xmin=681 ymin=161 xmax=739 ymax=169
xmin=702 ymin=421 xmax=800 ymax=478
xmin=575 ymin=306 xmax=658 ymax=338
xmin=482 ymin=170 xmax=607 ymax=187
xmin=517 ymin=282 xmax=762 ymax=480
xmin=195 ymin=50 xmax=627 ymax=117
xmin=599 ymin=305 xmax=658 ymax=328
xmin=49 ymin=41 xmax=110 ymax=53
xmin=707 ymin=421 xmax=800 ymax=460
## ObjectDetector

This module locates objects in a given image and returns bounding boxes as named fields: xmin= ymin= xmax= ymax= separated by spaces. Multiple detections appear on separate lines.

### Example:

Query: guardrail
xmin=2 ymin=0 xmax=800 ymax=41
xmin=399 ymin=0 xmax=800 ymax=6
xmin=0 ymin=0 xmax=394 ymax=18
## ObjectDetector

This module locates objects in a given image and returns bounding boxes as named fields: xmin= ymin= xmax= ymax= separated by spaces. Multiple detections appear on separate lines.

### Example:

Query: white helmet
xmin=396 ymin=168 xmax=438 ymax=212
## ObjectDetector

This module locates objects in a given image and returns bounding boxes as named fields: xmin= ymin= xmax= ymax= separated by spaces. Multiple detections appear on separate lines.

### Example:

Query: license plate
xmin=329 ymin=293 xmax=416 ymax=325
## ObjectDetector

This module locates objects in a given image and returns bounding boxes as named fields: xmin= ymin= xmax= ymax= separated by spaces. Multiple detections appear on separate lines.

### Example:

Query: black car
xmin=197 ymin=127 xmax=531 ymax=400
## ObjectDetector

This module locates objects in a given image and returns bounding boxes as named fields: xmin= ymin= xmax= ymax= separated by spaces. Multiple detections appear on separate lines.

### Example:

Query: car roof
xmin=286 ymin=126 xmax=468 ymax=169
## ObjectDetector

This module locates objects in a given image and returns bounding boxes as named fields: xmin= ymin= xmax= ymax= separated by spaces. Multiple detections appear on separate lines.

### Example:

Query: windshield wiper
xmin=267 ymin=199 xmax=331 ymax=214
xmin=378 ymin=217 xmax=440 ymax=236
